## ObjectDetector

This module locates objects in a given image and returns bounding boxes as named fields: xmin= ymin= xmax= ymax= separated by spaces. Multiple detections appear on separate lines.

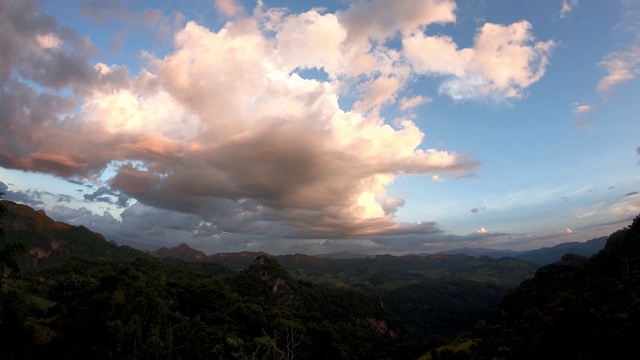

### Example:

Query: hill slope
xmin=0 ymin=200 xmax=148 ymax=268
xmin=434 ymin=215 xmax=640 ymax=360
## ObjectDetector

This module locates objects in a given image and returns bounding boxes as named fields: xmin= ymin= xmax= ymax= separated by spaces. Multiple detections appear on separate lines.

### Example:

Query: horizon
xmin=1 ymin=0 xmax=639 ymax=256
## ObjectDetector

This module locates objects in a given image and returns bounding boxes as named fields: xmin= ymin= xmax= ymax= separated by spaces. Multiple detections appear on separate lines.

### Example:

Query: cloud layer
xmin=0 ymin=0 xmax=557 ymax=240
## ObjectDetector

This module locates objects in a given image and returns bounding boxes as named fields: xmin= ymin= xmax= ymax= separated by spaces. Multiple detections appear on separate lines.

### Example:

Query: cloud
xmin=399 ymin=95 xmax=430 ymax=110
xmin=559 ymin=0 xmax=578 ymax=19
xmin=403 ymin=21 xmax=554 ymax=100
xmin=431 ymin=175 xmax=444 ymax=183
xmin=83 ymin=186 xmax=130 ymax=207
xmin=338 ymin=0 xmax=457 ymax=43
xmin=609 ymin=193 xmax=640 ymax=217
xmin=473 ymin=227 xmax=487 ymax=234
xmin=597 ymin=47 xmax=640 ymax=94
xmin=558 ymin=228 xmax=573 ymax=234
xmin=0 ymin=2 xmax=482 ymax=240
xmin=215 ymin=0 xmax=244 ymax=18
xmin=596 ymin=1 xmax=640 ymax=95
xmin=470 ymin=206 xmax=486 ymax=213
xmin=0 ymin=0 xmax=98 ymax=90
xmin=574 ymin=104 xmax=593 ymax=114
xmin=572 ymin=104 xmax=594 ymax=127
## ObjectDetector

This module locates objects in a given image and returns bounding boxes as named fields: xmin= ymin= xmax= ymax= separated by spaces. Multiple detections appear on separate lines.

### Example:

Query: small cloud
xmin=473 ymin=227 xmax=487 ymax=234
xmin=560 ymin=196 xmax=569 ymax=202
xmin=559 ymin=0 xmax=578 ymax=19
xmin=431 ymin=175 xmax=444 ymax=183
xmin=573 ymin=104 xmax=594 ymax=127
xmin=84 ymin=186 xmax=130 ymax=207
xmin=558 ymin=228 xmax=573 ymax=234
xmin=215 ymin=0 xmax=244 ymax=18
xmin=573 ymin=104 xmax=593 ymax=115
xmin=626 ymin=191 xmax=639 ymax=197
xmin=470 ymin=206 xmax=486 ymax=213
xmin=597 ymin=48 xmax=640 ymax=95
xmin=608 ymin=186 xmax=615 ymax=190
xmin=399 ymin=95 xmax=430 ymax=111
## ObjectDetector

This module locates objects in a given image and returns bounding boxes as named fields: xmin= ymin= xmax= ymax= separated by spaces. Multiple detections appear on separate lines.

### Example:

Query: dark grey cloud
xmin=84 ymin=186 xmax=130 ymax=207
xmin=0 ymin=183 xmax=45 ymax=207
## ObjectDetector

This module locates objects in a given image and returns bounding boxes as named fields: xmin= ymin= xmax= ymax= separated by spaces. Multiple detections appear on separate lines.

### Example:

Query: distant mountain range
xmin=157 ymin=238 xmax=608 ymax=267
xmin=0 ymin=199 xmax=607 ymax=273
xmin=436 ymin=237 xmax=608 ymax=265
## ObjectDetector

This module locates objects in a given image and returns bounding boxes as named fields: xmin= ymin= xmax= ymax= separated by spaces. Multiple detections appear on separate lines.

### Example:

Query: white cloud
xmin=215 ymin=0 xmax=244 ymax=18
xmin=473 ymin=227 xmax=487 ymax=234
xmin=338 ymin=0 xmax=457 ymax=43
xmin=573 ymin=104 xmax=594 ymax=127
xmin=597 ymin=47 xmax=640 ymax=94
xmin=559 ymin=0 xmax=578 ymax=19
xmin=399 ymin=95 xmax=430 ymax=110
xmin=431 ymin=175 xmax=444 ymax=183
xmin=574 ymin=104 xmax=594 ymax=114
xmin=404 ymin=21 xmax=554 ymax=100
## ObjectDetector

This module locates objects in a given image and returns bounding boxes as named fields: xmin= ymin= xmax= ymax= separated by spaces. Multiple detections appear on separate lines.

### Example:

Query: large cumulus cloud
xmin=0 ymin=0 xmax=555 ymax=240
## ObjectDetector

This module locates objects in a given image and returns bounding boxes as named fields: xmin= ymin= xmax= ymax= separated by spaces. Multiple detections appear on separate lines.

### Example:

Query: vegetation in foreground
xmin=1 ymin=199 xmax=639 ymax=359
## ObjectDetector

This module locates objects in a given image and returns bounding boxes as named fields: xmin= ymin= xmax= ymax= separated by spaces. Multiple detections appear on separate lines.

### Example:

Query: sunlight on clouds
xmin=399 ymin=95 xmax=430 ymax=110
xmin=597 ymin=48 xmax=640 ymax=94
xmin=36 ymin=33 xmax=61 ymax=49
xmin=473 ymin=227 xmax=487 ymax=234
xmin=215 ymin=0 xmax=244 ymax=18
xmin=559 ymin=0 xmax=578 ymax=19
xmin=404 ymin=21 xmax=554 ymax=99
xmin=4 ymin=0 xmax=579 ymax=239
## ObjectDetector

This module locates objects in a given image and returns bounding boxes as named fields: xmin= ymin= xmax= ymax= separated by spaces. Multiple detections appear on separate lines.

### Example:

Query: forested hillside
xmin=0 ymin=200 xmax=522 ymax=359
xmin=428 ymin=215 xmax=640 ymax=360
xmin=3 ymin=200 xmax=638 ymax=359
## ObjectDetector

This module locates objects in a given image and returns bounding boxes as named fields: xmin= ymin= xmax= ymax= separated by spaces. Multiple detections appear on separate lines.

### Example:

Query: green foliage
xmin=459 ymin=214 xmax=640 ymax=359
xmin=10 ymin=201 xmax=636 ymax=359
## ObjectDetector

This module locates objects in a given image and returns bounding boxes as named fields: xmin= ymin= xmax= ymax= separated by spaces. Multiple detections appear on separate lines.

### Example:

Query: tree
xmin=1 ymin=200 xmax=29 ymax=289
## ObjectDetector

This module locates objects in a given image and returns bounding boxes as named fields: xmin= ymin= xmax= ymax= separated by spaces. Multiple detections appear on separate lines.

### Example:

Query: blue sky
xmin=1 ymin=0 xmax=638 ymax=255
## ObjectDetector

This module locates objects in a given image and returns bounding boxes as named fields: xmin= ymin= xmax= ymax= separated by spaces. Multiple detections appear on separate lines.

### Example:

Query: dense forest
xmin=1 ymin=199 xmax=639 ymax=359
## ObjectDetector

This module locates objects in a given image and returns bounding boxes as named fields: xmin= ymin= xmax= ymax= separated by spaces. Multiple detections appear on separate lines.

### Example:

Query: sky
xmin=1 ymin=0 xmax=639 ymax=256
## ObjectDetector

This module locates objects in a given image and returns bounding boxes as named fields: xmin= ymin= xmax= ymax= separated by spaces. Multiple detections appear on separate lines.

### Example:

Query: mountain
xmin=0 ymin=200 xmax=147 ymax=268
xmin=313 ymin=251 xmax=369 ymax=259
xmin=429 ymin=215 xmax=640 ymax=359
xmin=209 ymin=250 xmax=269 ymax=269
xmin=436 ymin=236 xmax=608 ymax=266
xmin=153 ymin=243 xmax=208 ymax=262
xmin=436 ymin=247 xmax=520 ymax=258
xmin=276 ymin=252 xmax=536 ymax=288
xmin=512 ymin=236 xmax=607 ymax=265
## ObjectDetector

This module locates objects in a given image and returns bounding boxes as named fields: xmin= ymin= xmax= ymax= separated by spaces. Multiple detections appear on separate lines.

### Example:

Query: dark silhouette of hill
xmin=214 ymin=252 xmax=538 ymax=288
xmin=0 ymin=200 xmax=148 ymax=268
xmin=153 ymin=243 xmax=208 ymax=262
xmin=313 ymin=251 xmax=369 ymax=259
xmin=512 ymin=236 xmax=607 ymax=265
xmin=436 ymin=236 xmax=607 ymax=265
xmin=429 ymin=215 xmax=640 ymax=359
